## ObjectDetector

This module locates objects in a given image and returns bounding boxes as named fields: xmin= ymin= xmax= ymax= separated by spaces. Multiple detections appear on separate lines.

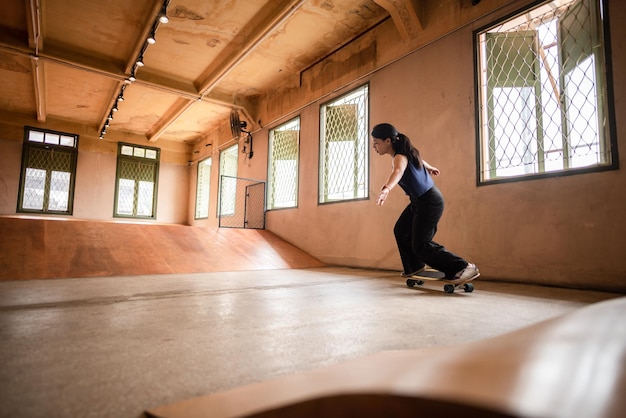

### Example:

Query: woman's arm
xmin=377 ymin=154 xmax=408 ymax=206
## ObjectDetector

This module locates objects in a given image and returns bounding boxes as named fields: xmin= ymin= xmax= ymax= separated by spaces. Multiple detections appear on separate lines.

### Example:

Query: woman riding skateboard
xmin=371 ymin=122 xmax=479 ymax=283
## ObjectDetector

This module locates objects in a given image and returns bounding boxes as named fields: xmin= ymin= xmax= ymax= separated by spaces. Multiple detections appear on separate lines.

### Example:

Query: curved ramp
xmin=0 ymin=217 xmax=324 ymax=280
xmin=146 ymin=297 xmax=626 ymax=418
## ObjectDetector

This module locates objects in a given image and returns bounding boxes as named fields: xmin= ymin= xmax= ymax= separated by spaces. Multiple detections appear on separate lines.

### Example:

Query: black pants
xmin=394 ymin=186 xmax=467 ymax=278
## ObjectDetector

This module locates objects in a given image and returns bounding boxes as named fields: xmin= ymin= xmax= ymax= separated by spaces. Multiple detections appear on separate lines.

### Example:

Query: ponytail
xmin=394 ymin=133 xmax=423 ymax=169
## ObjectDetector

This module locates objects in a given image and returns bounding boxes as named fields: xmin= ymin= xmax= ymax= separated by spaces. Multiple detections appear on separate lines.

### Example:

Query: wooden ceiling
xmin=0 ymin=0 xmax=424 ymax=144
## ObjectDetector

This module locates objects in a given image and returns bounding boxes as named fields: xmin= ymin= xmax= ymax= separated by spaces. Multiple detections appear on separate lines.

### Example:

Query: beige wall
xmin=0 ymin=123 xmax=190 ymax=224
xmin=252 ymin=0 xmax=626 ymax=292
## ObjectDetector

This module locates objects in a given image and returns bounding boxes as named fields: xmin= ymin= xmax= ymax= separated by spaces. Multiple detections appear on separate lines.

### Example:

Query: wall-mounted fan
xmin=230 ymin=109 xmax=253 ymax=159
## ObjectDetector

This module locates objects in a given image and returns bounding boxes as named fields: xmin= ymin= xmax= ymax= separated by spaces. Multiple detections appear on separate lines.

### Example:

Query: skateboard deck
xmin=405 ymin=269 xmax=478 ymax=294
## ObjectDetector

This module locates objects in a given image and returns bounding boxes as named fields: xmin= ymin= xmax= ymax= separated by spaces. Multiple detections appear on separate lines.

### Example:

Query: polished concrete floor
xmin=0 ymin=267 xmax=620 ymax=418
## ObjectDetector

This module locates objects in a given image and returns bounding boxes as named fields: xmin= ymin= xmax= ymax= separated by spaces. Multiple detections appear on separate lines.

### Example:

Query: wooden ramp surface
xmin=0 ymin=217 xmax=324 ymax=280
xmin=146 ymin=297 xmax=626 ymax=418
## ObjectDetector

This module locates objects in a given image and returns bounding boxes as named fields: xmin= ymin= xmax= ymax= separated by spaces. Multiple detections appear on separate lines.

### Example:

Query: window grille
xmin=319 ymin=84 xmax=369 ymax=203
xmin=18 ymin=127 xmax=78 ymax=214
xmin=268 ymin=117 xmax=300 ymax=209
xmin=219 ymin=145 xmax=238 ymax=216
xmin=218 ymin=176 xmax=266 ymax=229
xmin=114 ymin=143 xmax=159 ymax=218
xmin=195 ymin=157 xmax=212 ymax=219
xmin=475 ymin=0 xmax=616 ymax=183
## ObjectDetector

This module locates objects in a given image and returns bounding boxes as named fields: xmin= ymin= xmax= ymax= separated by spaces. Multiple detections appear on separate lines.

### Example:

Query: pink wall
xmin=260 ymin=1 xmax=626 ymax=292
xmin=0 ymin=135 xmax=189 ymax=224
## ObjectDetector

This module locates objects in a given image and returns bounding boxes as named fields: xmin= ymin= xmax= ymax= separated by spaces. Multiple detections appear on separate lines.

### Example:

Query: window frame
xmin=195 ymin=156 xmax=212 ymax=220
xmin=267 ymin=116 xmax=300 ymax=210
xmin=113 ymin=142 xmax=160 ymax=219
xmin=318 ymin=83 xmax=370 ymax=204
xmin=473 ymin=0 xmax=618 ymax=186
xmin=17 ymin=126 xmax=79 ymax=215
xmin=218 ymin=144 xmax=239 ymax=217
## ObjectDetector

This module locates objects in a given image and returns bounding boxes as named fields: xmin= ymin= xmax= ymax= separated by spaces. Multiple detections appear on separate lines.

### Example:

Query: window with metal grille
xmin=18 ymin=127 xmax=78 ymax=214
xmin=319 ymin=84 xmax=369 ymax=203
xmin=475 ymin=0 xmax=617 ymax=183
xmin=219 ymin=144 xmax=238 ymax=216
xmin=268 ymin=117 xmax=300 ymax=210
xmin=195 ymin=157 xmax=212 ymax=219
xmin=114 ymin=143 xmax=159 ymax=219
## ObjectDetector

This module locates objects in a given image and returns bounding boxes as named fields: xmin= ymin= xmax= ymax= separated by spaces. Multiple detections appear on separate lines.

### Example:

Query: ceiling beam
xmin=26 ymin=0 xmax=46 ymax=121
xmin=146 ymin=0 xmax=306 ymax=143
xmin=197 ymin=0 xmax=306 ymax=95
xmin=146 ymin=97 xmax=195 ymax=142
xmin=0 ymin=41 xmax=245 ymax=118
xmin=374 ymin=0 xmax=423 ymax=41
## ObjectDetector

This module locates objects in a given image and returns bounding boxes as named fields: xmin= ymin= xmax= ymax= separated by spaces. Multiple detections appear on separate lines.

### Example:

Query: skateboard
xmin=405 ymin=269 xmax=477 ymax=294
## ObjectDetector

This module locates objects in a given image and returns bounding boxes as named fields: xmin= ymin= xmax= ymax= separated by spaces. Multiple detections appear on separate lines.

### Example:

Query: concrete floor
xmin=0 ymin=266 xmax=620 ymax=418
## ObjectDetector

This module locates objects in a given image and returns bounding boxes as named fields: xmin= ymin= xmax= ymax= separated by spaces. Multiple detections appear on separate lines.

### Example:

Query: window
xmin=195 ymin=157 xmax=212 ymax=219
xmin=475 ymin=0 xmax=617 ymax=183
xmin=319 ymin=84 xmax=369 ymax=203
xmin=114 ymin=143 xmax=160 ymax=218
xmin=218 ymin=144 xmax=238 ymax=216
xmin=17 ymin=127 xmax=79 ymax=214
xmin=268 ymin=117 xmax=300 ymax=209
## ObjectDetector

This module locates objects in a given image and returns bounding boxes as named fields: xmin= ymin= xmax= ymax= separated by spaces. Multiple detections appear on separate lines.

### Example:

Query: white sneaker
xmin=453 ymin=263 xmax=480 ymax=282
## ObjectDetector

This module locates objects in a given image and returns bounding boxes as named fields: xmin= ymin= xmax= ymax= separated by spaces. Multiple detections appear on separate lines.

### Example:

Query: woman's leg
xmin=394 ymin=205 xmax=426 ymax=275
xmin=411 ymin=187 xmax=467 ymax=278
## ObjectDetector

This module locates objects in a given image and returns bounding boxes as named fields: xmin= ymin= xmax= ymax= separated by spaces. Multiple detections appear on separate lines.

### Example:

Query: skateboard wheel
xmin=463 ymin=283 xmax=474 ymax=293
xmin=444 ymin=284 xmax=455 ymax=294
xmin=416 ymin=280 xmax=424 ymax=286
xmin=406 ymin=279 xmax=416 ymax=288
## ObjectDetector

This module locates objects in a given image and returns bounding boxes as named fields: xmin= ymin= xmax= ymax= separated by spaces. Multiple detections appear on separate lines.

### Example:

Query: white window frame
xmin=319 ymin=84 xmax=369 ymax=203
xmin=195 ymin=157 xmax=212 ymax=219
xmin=268 ymin=117 xmax=300 ymax=210
xmin=474 ymin=0 xmax=617 ymax=184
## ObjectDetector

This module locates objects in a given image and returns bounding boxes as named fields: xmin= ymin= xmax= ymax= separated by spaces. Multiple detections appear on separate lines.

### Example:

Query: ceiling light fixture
xmin=158 ymin=2 xmax=169 ymax=24
xmin=101 ymin=1 xmax=170 ymax=140
xmin=147 ymin=27 xmax=157 ymax=44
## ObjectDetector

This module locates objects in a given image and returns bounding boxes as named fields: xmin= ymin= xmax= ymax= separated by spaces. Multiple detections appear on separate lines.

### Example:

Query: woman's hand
xmin=377 ymin=185 xmax=390 ymax=206
xmin=423 ymin=160 xmax=440 ymax=176
xmin=428 ymin=166 xmax=440 ymax=176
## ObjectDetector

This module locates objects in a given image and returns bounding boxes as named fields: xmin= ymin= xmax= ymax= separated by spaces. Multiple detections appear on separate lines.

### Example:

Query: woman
xmin=371 ymin=123 xmax=479 ymax=282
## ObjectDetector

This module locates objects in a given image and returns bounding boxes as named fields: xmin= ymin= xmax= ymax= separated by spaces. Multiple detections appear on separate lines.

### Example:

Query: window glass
xmin=475 ymin=0 xmax=616 ymax=182
xmin=268 ymin=117 xmax=300 ymax=209
xmin=114 ymin=143 xmax=160 ymax=219
xmin=18 ymin=127 xmax=78 ymax=214
xmin=319 ymin=84 xmax=369 ymax=203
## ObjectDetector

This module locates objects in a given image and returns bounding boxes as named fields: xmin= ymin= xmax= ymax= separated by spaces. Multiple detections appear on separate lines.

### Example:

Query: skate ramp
xmin=146 ymin=297 xmax=626 ymax=418
xmin=0 ymin=217 xmax=324 ymax=280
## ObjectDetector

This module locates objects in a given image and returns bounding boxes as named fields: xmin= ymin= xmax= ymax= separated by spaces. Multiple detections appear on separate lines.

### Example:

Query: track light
xmin=112 ymin=104 xmax=118 ymax=112
xmin=136 ymin=54 xmax=144 ymax=67
xmin=117 ymin=93 xmax=124 ymax=102
xmin=147 ymin=27 xmax=157 ymax=44
xmin=158 ymin=3 xmax=169 ymax=24
xmin=107 ymin=112 xmax=113 ymax=121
